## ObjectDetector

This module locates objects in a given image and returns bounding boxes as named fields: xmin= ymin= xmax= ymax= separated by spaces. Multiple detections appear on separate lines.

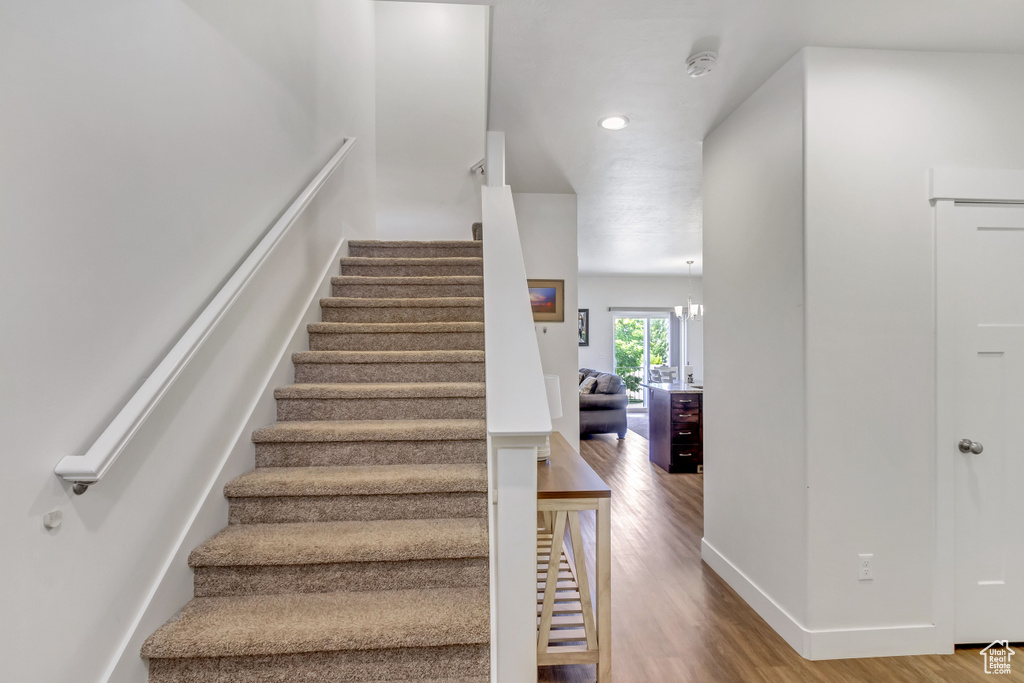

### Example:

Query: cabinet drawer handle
xmin=677 ymin=431 xmax=692 ymax=436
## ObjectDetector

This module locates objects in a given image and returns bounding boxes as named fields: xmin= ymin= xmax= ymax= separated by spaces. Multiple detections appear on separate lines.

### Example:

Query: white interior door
xmin=940 ymin=201 xmax=1024 ymax=643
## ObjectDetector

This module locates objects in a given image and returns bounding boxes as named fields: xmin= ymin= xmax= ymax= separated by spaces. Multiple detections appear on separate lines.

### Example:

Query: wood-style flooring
xmin=538 ymin=430 xmax=1024 ymax=682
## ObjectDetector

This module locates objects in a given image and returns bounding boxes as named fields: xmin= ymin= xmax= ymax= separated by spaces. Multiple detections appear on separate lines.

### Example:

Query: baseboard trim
xmin=806 ymin=622 xmax=937 ymax=661
xmin=701 ymin=538 xmax=937 ymax=661
xmin=700 ymin=538 xmax=809 ymax=655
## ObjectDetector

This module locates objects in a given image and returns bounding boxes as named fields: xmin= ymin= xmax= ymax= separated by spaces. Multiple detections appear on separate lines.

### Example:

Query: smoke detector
xmin=686 ymin=51 xmax=718 ymax=77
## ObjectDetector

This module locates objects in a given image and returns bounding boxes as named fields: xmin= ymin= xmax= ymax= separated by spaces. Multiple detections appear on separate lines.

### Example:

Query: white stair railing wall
xmin=481 ymin=129 xmax=549 ymax=683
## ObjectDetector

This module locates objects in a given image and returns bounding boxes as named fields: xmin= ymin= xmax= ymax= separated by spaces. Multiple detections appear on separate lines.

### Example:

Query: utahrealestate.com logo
xmin=981 ymin=641 xmax=1016 ymax=675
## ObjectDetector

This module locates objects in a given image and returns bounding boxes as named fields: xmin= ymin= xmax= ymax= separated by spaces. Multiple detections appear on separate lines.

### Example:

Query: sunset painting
xmin=526 ymin=279 xmax=564 ymax=322
xmin=529 ymin=287 xmax=558 ymax=313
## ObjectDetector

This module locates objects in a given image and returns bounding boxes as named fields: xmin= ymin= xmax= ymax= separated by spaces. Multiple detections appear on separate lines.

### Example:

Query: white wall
xmin=702 ymin=52 xmax=809 ymax=637
xmin=577 ymin=275 xmax=704 ymax=384
xmin=802 ymin=48 xmax=1024 ymax=645
xmin=704 ymin=47 xmax=1024 ymax=659
xmin=514 ymin=193 xmax=580 ymax=450
xmin=375 ymin=1 xmax=487 ymax=240
xmin=0 ymin=2 xmax=376 ymax=681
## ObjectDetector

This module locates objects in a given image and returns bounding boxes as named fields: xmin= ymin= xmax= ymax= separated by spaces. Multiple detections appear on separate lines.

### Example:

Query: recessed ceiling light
xmin=599 ymin=115 xmax=629 ymax=130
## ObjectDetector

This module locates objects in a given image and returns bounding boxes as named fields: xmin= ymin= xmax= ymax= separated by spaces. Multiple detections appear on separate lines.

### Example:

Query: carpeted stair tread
xmin=146 ymin=648 xmax=489 ymax=683
xmin=253 ymin=419 xmax=486 ymax=443
xmin=274 ymin=382 xmax=485 ymax=400
xmin=331 ymin=276 xmax=483 ymax=286
xmin=348 ymin=240 xmax=480 ymax=249
xmin=224 ymin=464 xmax=487 ymax=497
xmin=189 ymin=518 xmax=488 ymax=567
xmin=357 ymin=678 xmax=487 ymax=683
xmin=348 ymin=239 xmax=482 ymax=259
xmin=308 ymin=321 xmax=484 ymax=334
xmin=292 ymin=350 xmax=485 ymax=364
xmin=141 ymin=586 xmax=490 ymax=659
xmin=331 ymin=276 xmax=483 ymax=300
xmin=339 ymin=257 xmax=482 ymax=266
xmin=320 ymin=297 xmax=483 ymax=308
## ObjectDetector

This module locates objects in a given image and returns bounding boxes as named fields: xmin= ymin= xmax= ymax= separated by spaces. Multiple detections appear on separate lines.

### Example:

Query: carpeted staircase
xmin=142 ymin=240 xmax=490 ymax=682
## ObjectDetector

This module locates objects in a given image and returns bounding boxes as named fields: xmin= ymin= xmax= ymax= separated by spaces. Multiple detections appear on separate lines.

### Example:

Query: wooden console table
xmin=537 ymin=432 xmax=611 ymax=680
xmin=647 ymin=382 xmax=703 ymax=473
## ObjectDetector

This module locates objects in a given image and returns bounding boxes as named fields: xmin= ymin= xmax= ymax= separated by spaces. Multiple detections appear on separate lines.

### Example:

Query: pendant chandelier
xmin=685 ymin=260 xmax=703 ymax=322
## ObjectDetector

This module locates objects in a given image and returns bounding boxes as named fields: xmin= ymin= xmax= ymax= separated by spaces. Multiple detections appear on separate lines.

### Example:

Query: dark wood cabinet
xmin=648 ymin=383 xmax=703 ymax=473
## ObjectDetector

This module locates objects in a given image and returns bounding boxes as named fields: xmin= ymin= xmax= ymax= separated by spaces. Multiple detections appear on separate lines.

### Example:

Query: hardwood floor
xmin=538 ymin=430 xmax=1024 ymax=682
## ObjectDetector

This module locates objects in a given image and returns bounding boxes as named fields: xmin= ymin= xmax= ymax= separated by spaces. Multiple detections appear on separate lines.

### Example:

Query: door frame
xmin=931 ymin=167 xmax=1024 ymax=652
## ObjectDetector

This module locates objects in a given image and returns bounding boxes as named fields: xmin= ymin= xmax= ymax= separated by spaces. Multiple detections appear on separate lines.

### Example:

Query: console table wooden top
xmin=538 ymin=432 xmax=611 ymax=499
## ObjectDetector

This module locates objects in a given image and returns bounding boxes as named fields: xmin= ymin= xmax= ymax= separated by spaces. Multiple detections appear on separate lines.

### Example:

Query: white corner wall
xmin=701 ymin=51 xmax=810 ymax=643
xmin=0 ymin=2 xmax=376 ymax=681
xmin=802 ymin=48 xmax=1024 ymax=652
xmin=577 ymin=275 xmax=704 ymax=384
xmin=704 ymin=46 xmax=1024 ymax=660
xmin=375 ymin=1 xmax=487 ymax=240
xmin=514 ymin=193 xmax=580 ymax=451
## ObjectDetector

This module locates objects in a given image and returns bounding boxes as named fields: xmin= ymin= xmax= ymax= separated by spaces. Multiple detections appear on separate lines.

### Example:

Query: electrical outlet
xmin=858 ymin=553 xmax=874 ymax=581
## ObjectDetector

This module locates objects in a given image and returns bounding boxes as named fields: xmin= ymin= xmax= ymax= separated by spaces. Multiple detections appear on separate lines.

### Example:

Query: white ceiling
xmin=414 ymin=0 xmax=1024 ymax=275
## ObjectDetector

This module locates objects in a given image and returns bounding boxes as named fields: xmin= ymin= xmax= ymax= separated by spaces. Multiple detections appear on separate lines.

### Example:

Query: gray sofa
xmin=578 ymin=368 xmax=628 ymax=438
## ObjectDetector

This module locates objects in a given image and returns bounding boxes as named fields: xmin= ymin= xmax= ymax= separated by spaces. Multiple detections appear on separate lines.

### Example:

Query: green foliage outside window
xmin=613 ymin=317 xmax=669 ymax=395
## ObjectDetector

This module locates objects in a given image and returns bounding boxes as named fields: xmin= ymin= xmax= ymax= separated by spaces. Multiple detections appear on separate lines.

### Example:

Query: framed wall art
xmin=578 ymin=309 xmax=589 ymax=346
xmin=527 ymin=279 xmax=564 ymax=322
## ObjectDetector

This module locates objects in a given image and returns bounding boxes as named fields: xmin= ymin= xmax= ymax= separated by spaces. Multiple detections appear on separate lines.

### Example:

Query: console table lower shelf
xmin=537 ymin=432 xmax=611 ymax=680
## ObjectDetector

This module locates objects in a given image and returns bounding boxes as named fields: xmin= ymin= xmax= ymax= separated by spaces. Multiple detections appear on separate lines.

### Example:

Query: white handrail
xmin=481 ymin=184 xmax=550 ymax=438
xmin=54 ymin=138 xmax=357 ymax=494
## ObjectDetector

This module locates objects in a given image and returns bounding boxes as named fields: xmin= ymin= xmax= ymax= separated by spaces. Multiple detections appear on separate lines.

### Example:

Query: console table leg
xmin=567 ymin=511 xmax=598 ymax=650
xmin=538 ymin=510 xmax=568 ymax=653
xmin=597 ymin=498 xmax=612 ymax=681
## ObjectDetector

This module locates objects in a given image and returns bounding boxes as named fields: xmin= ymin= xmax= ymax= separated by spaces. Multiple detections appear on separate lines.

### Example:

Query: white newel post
xmin=492 ymin=438 xmax=542 ymax=682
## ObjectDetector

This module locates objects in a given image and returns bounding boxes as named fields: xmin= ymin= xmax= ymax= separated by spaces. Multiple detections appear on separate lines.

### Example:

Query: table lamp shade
xmin=543 ymin=374 xmax=563 ymax=420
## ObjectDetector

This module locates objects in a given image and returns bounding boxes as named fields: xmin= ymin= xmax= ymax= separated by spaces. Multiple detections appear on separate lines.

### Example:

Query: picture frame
xmin=578 ymin=309 xmax=589 ymax=346
xmin=527 ymin=279 xmax=565 ymax=322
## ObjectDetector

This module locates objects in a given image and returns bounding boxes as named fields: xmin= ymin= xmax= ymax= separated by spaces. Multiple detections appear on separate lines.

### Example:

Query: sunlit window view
xmin=613 ymin=317 xmax=669 ymax=405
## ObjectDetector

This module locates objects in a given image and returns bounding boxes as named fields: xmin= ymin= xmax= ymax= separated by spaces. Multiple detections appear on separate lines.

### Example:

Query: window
xmin=613 ymin=315 xmax=670 ymax=407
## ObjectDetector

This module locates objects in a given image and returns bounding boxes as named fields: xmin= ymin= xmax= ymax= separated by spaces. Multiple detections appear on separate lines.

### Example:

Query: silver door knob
xmin=958 ymin=439 xmax=984 ymax=455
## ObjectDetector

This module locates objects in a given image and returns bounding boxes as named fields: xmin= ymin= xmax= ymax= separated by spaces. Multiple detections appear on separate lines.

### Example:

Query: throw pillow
xmin=579 ymin=377 xmax=598 ymax=394
xmin=578 ymin=372 xmax=585 ymax=385
xmin=594 ymin=373 xmax=622 ymax=394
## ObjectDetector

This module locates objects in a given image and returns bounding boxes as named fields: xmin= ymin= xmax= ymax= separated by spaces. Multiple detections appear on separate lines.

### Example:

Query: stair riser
xmin=309 ymin=332 xmax=485 ymax=351
xmin=321 ymin=306 xmax=484 ymax=323
xmin=294 ymin=362 xmax=485 ymax=384
xmin=148 ymin=645 xmax=490 ymax=683
xmin=348 ymin=245 xmax=481 ymax=258
xmin=341 ymin=264 xmax=483 ymax=277
xmin=193 ymin=558 xmax=489 ymax=597
xmin=332 ymin=283 xmax=483 ymax=298
xmin=254 ymin=440 xmax=486 ymax=468
xmin=277 ymin=397 xmax=485 ymax=421
xmin=228 ymin=493 xmax=488 ymax=524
